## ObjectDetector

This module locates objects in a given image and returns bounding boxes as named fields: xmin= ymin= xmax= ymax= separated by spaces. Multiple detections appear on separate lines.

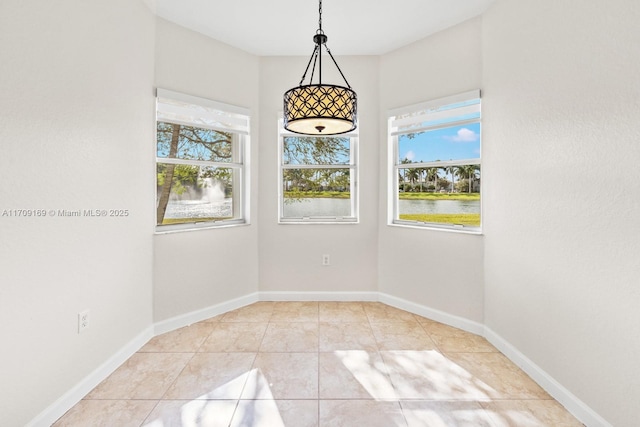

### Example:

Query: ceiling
xmin=153 ymin=0 xmax=495 ymax=56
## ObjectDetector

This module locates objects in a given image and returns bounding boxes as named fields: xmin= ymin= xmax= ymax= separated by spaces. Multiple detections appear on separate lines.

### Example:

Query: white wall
xmin=258 ymin=56 xmax=380 ymax=295
xmin=153 ymin=19 xmax=260 ymax=321
xmin=378 ymin=18 xmax=485 ymax=322
xmin=0 ymin=1 xmax=156 ymax=425
xmin=5 ymin=2 xmax=638 ymax=425
xmin=482 ymin=1 xmax=640 ymax=426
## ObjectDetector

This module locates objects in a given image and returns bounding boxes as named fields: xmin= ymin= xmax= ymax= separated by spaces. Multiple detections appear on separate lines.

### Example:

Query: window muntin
xmin=156 ymin=90 xmax=249 ymax=230
xmin=279 ymin=126 xmax=358 ymax=223
xmin=389 ymin=91 xmax=481 ymax=231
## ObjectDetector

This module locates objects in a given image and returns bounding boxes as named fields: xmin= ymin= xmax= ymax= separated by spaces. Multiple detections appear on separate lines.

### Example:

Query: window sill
xmin=279 ymin=218 xmax=358 ymax=225
xmin=389 ymin=220 xmax=482 ymax=235
xmin=155 ymin=219 xmax=248 ymax=235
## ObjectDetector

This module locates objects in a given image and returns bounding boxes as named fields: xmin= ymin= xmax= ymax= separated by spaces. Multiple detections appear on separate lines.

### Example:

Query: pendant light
xmin=283 ymin=0 xmax=357 ymax=135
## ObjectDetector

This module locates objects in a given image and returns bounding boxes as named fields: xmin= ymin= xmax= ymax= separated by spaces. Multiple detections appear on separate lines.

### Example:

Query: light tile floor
xmin=54 ymin=302 xmax=584 ymax=426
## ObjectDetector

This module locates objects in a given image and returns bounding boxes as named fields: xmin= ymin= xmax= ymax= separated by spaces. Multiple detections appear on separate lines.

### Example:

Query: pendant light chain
xmin=283 ymin=0 xmax=358 ymax=135
xmin=298 ymin=45 xmax=319 ymax=86
xmin=325 ymin=46 xmax=352 ymax=89
xmin=318 ymin=0 xmax=322 ymax=84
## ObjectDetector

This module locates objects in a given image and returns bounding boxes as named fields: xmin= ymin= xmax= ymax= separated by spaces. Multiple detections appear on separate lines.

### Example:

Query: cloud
xmin=446 ymin=128 xmax=479 ymax=142
xmin=405 ymin=150 xmax=415 ymax=161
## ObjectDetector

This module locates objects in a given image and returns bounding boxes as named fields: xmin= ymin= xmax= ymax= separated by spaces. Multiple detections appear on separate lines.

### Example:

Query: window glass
xmin=283 ymin=137 xmax=350 ymax=165
xmin=390 ymin=91 xmax=481 ymax=231
xmin=282 ymin=168 xmax=351 ymax=218
xmin=397 ymin=165 xmax=481 ymax=227
xmin=397 ymin=123 xmax=480 ymax=163
xmin=279 ymin=130 xmax=357 ymax=223
xmin=156 ymin=90 xmax=248 ymax=230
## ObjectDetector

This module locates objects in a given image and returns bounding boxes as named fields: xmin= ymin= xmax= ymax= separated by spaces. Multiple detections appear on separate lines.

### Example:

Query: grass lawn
xmin=284 ymin=191 xmax=480 ymax=200
xmin=283 ymin=191 xmax=480 ymax=201
xmin=399 ymin=192 xmax=480 ymax=201
xmin=400 ymin=213 xmax=480 ymax=227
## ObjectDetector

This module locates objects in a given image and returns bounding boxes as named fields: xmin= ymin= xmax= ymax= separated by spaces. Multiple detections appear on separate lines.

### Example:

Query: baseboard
xmin=154 ymin=292 xmax=260 ymax=335
xmin=378 ymin=292 xmax=485 ymax=335
xmin=27 ymin=326 xmax=154 ymax=427
xmin=29 ymin=292 xmax=610 ymax=427
xmin=484 ymin=327 xmax=612 ymax=427
xmin=28 ymin=294 xmax=260 ymax=426
xmin=259 ymin=291 xmax=379 ymax=302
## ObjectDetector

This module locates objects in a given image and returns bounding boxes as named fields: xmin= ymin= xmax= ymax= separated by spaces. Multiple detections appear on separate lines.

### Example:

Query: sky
xmin=398 ymin=122 xmax=481 ymax=163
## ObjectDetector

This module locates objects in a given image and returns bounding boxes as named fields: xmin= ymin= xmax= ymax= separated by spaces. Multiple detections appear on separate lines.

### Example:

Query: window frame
xmin=388 ymin=90 xmax=482 ymax=233
xmin=278 ymin=119 xmax=359 ymax=224
xmin=155 ymin=89 xmax=250 ymax=233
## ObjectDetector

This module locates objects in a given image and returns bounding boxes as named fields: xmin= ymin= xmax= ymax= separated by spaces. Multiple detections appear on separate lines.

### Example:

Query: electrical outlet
xmin=322 ymin=254 xmax=330 ymax=266
xmin=78 ymin=310 xmax=90 ymax=334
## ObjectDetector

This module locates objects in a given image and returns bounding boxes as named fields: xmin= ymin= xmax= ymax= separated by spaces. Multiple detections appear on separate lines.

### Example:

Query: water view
xmin=399 ymin=199 xmax=479 ymax=215
xmin=165 ymin=199 xmax=232 ymax=220
xmin=283 ymin=198 xmax=480 ymax=218
xmin=283 ymin=198 xmax=351 ymax=217
xmin=164 ymin=197 xmax=480 ymax=225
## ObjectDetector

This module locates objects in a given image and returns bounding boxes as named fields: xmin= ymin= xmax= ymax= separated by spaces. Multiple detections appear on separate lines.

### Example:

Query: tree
xmin=283 ymin=168 xmax=315 ymax=192
xmin=445 ymin=165 xmax=459 ymax=193
xmin=334 ymin=169 xmax=350 ymax=191
xmin=469 ymin=165 xmax=480 ymax=192
xmin=406 ymin=167 xmax=421 ymax=191
xmin=156 ymin=123 xmax=180 ymax=224
xmin=399 ymin=158 xmax=412 ymax=192
xmin=426 ymin=167 xmax=440 ymax=192
xmin=437 ymin=177 xmax=451 ymax=190
xmin=417 ymin=168 xmax=426 ymax=192
xmin=283 ymin=136 xmax=349 ymax=165
xmin=455 ymin=165 xmax=480 ymax=193
xmin=282 ymin=136 xmax=351 ymax=198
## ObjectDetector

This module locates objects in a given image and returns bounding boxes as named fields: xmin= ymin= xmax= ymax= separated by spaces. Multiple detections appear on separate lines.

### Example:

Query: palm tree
xmin=445 ymin=165 xmax=459 ymax=193
xmin=468 ymin=165 xmax=480 ymax=193
xmin=426 ymin=168 xmax=439 ymax=192
xmin=406 ymin=168 xmax=421 ymax=191
xmin=399 ymin=158 xmax=412 ymax=192
xmin=456 ymin=165 xmax=480 ymax=193
xmin=418 ymin=168 xmax=427 ymax=192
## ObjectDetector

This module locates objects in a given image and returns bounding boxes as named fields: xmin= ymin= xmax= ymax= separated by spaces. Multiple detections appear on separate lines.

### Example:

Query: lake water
xmin=165 ymin=199 xmax=233 ymax=219
xmin=399 ymin=199 xmax=480 ymax=215
xmin=283 ymin=198 xmax=351 ymax=217
xmin=283 ymin=198 xmax=480 ymax=217
xmin=165 ymin=198 xmax=481 ymax=219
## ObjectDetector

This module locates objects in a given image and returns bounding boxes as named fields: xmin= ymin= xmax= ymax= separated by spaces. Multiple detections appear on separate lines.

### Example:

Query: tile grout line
xmin=137 ymin=397 xmax=162 ymax=427
xmin=413 ymin=312 xmax=444 ymax=354
xmin=137 ymin=349 xmax=199 ymax=426
xmin=225 ymin=303 xmax=274 ymax=426
xmin=54 ymin=301 xmax=584 ymax=426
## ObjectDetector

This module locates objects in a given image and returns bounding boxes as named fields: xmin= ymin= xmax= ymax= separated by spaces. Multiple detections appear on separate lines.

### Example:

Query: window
xmin=156 ymin=89 xmax=250 ymax=230
xmin=388 ymin=90 xmax=481 ymax=232
xmin=279 ymin=121 xmax=358 ymax=223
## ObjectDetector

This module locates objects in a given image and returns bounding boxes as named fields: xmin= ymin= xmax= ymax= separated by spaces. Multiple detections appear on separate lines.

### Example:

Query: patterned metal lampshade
xmin=283 ymin=0 xmax=357 ymax=136
xmin=284 ymin=84 xmax=357 ymax=135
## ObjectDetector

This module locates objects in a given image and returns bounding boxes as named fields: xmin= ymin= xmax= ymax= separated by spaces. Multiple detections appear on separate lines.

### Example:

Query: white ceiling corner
xmin=153 ymin=0 xmax=495 ymax=56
